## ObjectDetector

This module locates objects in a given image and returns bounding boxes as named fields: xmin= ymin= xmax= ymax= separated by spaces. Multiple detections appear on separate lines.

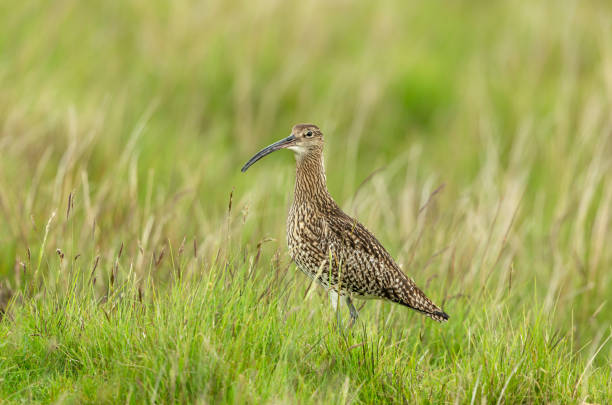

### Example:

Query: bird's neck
xmin=293 ymin=150 xmax=333 ymax=206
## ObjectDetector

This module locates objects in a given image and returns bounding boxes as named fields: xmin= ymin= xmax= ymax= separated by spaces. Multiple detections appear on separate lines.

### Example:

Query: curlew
xmin=241 ymin=124 xmax=449 ymax=323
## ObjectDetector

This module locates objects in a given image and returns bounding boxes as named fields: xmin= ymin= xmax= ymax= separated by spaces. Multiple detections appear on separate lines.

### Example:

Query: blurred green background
xmin=0 ymin=0 xmax=611 ymax=402
xmin=2 ymin=0 xmax=612 ymax=339
xmin=2 ymin=0 xmax=612 ymax=335
xmin=2 ymin=0 xmax=611 ymax=281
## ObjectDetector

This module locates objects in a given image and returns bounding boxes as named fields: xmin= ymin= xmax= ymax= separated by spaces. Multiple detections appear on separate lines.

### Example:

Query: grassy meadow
xmin=1 ymin=0 xmax=612 ymax=403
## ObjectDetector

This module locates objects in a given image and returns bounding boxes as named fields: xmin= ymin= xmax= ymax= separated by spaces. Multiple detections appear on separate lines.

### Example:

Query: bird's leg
xmin=345 ymin=296 xmax=359 ymax=327
xmin=329 ymin=290 xmax=343 ymax=329
xmin=329 ymin=289 xmax=338 ymax=311
xmin=346 ymin=298 xmax=359 ymax=321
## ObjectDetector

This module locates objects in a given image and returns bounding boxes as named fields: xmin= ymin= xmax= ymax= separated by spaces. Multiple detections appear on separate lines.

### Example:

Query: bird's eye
xmin=305 ymin=131 xmax=313 ymax=137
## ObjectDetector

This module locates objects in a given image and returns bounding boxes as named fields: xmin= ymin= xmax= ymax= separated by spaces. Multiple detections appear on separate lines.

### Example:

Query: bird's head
xmin=241 ymin=123 xmax=323 ymax=172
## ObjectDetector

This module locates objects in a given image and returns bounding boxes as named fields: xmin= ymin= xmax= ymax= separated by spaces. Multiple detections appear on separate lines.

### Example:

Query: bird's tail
xmin=390 ymin=275 xmax=449 ymax=322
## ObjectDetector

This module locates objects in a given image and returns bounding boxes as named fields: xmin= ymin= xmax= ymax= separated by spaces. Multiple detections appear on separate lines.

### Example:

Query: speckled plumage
xmin=242 ymin=124 xmax=449 ymax=322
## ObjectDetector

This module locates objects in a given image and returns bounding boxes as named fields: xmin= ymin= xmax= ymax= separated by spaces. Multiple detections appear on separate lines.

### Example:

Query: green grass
xmin=1 ymin=268 xmax=609 ymax=403
xmin=1 ymin=0 xmax=612 ymax=403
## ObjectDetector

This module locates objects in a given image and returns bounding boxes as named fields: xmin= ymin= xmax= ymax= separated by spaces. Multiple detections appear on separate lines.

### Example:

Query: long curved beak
xmin=241 ymin=134 xmax=296 ymax=172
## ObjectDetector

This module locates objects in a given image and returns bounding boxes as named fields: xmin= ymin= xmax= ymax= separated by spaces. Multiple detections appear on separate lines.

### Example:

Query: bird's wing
xmin=322 ymin=208 xmax=401 ymax=291
xmin=323 ymin=208 xmax=449 ymax=322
